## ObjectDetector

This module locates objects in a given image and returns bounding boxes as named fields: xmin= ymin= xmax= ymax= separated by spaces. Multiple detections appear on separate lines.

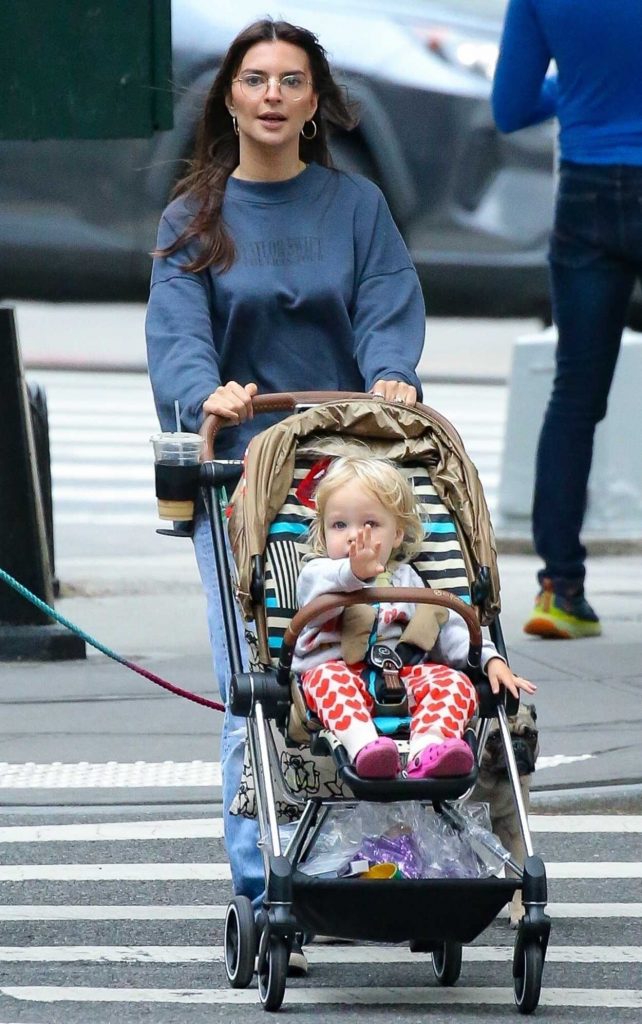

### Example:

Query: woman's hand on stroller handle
xmin=486 ymin=657 xmax=537 ymax=699
xmin=369 ymin=379 xmax=417 ymax=406
xmin=203 ymin=381 xmax=258 ymax=424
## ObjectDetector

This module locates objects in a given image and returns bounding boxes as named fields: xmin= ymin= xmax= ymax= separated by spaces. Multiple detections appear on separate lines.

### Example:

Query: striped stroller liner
xmin=231 ymin=457 xmax=474 ymax=820
xmin=263 ymin=458 xmax=471 ymax=663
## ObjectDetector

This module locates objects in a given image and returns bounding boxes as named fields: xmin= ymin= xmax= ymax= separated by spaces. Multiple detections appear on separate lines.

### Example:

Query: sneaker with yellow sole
xmin=523 ymin=580 xmax=601 ymax=639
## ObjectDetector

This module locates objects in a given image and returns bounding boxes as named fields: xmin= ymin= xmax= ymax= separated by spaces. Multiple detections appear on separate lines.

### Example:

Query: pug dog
xmin=471 ymin=703 xmax=539 ymax=927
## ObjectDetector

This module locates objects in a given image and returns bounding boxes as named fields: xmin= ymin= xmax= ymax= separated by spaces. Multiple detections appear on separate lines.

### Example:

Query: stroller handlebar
xmin=199 ymin=391 xmax=449 ymax=461
xmin=281 ymin=587 xmax=483 ymax=665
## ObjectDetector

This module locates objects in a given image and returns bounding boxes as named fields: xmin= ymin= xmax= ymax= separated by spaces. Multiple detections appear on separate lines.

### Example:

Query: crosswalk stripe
xmin=0 ymin=862 xmax=640 ymax=882
xmin=0 ymin=815 xmax=640 ymax=844
xmin=0 ymin=819 xmax=226 ymax=843
xmin=0 ymin=944 xmax=638 ymax=964
xmin=3 ymin=986 xmax=641 ymax=1007
xmin=0 ymin=902 xmax=639 ymax=922
xmin=0 ymin=906 xmax=227 ymax=922
xmin=0 ymin=762 xmax=222 ymax=788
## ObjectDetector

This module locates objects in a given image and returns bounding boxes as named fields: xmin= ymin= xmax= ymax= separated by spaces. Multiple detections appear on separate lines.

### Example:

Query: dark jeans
xmin=534 ymin=161 xmax=642 ymax=590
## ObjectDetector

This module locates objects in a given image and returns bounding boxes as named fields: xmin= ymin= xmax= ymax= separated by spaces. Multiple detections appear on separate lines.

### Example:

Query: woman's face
xmin=227 ymin=40 xmax=318 ymax=152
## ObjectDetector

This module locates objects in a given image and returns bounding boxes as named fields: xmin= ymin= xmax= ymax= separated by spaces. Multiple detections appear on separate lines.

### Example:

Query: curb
xmin=530 ymin=782 xmax=642 ymax=814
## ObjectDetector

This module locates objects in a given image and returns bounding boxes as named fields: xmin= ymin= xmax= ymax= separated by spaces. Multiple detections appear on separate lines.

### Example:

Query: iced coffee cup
xmin=151 ymin=432 xmax=204 ymax=521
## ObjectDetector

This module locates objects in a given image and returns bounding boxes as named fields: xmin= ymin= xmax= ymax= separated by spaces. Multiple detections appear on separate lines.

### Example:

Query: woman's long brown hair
xmin=155 ymin=19 xmax=358 ymax=273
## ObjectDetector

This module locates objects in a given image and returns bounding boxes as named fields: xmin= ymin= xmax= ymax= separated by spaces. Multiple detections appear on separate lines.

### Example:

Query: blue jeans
xmin=192 ymin=512 xmax=264 ymax=902
xmin=534 ymin=162 xmax=642 ymax=589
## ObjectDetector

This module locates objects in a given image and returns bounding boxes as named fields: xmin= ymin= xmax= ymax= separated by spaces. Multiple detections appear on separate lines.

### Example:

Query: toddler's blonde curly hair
xmin=307 ymin=456 xmax=426 ymax=561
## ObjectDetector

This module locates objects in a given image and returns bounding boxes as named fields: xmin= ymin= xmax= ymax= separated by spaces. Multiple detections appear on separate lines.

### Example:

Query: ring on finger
xmin=371 ymin=391 xmax=385 ymax=398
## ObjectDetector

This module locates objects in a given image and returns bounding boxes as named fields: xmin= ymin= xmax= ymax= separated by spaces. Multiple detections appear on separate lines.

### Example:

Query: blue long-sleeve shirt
xmin=492 ymin=0 xmax=642 ymax=165
xmin=146 ymin=163 xmax=425 ymax=459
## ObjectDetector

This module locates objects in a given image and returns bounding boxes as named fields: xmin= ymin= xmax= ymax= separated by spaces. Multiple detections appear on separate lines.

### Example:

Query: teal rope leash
xmin=0 ymin=567 xmax=224 ymax=712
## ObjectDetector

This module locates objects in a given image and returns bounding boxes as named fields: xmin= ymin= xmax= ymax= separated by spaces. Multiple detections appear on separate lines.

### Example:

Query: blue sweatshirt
xmin=492 ymin=0 xmax=642 ymax=165
xmin=145 ymin=163 xmax=425 ymax=459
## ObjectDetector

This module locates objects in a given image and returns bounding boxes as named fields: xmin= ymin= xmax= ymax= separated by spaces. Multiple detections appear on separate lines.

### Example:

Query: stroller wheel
xmin=257 ymin=933 xmax=288 ymax=1011
xmin=514 ymin=941 xmax=544 ymax=1014
xmin=224 ymin=896 xmax=256 ymax=989
xmin=431 ymin=941 xmax=462 ymax=986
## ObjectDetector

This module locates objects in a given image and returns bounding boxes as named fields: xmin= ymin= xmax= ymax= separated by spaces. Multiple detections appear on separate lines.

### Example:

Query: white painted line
xmin=54 ymin=465 xmax=154 ymax=481
xmin=0 ymin=945 xmax=639 ymax=965
xmin=0 ymin=902 xmax=639 ymax=923
xmin=0 ymin=862 xmax=640 ymax=882
xmin=547 ymin=863 xmax=642 ymax=879
xmin=56 ymin=513 xmax=156 ymax=526
xmin=0 ymin=761 xmax=222 ymax=789
xmin=3 ymin=986 xmax=642 ymax=1007
xmin=0 ymin=818 xmax=224 ymax=843
xmin=536 ymin=754 xmax=594 ymax=769
xmin=0 ymin=906 xmax=226 ymax=922
xmin=530 ymin=815 xmax=642 ymax=833
xmin=548 ymin=902 xmax=642 ymax=918
xmin=0 ymin=864 xmax=231 ymax=882
xmin=52 ymin=486 xmax=153 ymax=504
xmin=1 ymin=815 xmax=637 ymax=843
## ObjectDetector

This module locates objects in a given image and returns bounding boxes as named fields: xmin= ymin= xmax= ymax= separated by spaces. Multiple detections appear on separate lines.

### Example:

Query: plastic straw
xmin=174 ymin=400 xmax=181 ymax=433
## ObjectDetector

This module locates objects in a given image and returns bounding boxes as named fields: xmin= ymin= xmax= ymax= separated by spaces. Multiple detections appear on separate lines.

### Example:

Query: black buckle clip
xmin=366 ymin=644 xmax=407 ymax=710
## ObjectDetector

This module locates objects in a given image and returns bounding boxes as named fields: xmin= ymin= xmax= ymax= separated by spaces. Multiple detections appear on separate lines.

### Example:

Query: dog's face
xmin=480 ymin=703 xmax=539 ymax=777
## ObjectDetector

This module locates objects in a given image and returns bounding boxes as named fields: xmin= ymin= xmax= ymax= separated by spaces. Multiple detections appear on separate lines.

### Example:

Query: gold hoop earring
xmin=301 ymin=120 xmax=317 ymax=140
xmin=231 ymin=115 xmax=239 ymax=136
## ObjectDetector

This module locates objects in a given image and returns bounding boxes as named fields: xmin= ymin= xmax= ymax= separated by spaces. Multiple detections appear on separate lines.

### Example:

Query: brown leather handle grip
xmin=283 ymin=586 xmax=482 ymax=650
xmin=200 ymin=391 xmax=370 ymax=460
xmin=199 ymin=390 xmax=447 ymax=461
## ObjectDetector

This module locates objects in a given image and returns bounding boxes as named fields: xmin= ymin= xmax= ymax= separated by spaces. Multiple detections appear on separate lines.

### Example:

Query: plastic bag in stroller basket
xmin=280 ymin=801 xmax=511 ymax=880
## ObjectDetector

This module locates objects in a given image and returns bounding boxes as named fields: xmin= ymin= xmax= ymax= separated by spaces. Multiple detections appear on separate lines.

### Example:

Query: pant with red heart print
xmin=300 ymin=660 xmax=478 ymax=761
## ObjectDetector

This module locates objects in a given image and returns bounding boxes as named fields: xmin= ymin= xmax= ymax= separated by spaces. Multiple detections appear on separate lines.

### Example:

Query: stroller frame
xmin=198 ymin=392 xmax=551 ymax=1013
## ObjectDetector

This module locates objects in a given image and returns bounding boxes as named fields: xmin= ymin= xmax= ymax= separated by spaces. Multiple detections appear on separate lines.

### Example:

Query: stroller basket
xmin=291 ymin=873 xmax=520 ymax=945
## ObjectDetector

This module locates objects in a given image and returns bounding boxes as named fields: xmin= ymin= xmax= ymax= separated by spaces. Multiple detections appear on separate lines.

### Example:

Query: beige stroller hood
xmin=227 ymin=398 xmax=500 ymax=635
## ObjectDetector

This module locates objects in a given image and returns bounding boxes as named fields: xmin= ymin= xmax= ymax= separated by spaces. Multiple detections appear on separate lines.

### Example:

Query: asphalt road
xmin=0 ymin=809 xmax=640 ymax=1022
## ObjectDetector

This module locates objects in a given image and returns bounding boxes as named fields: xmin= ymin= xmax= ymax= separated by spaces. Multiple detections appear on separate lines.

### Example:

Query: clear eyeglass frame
xmin=233 ymin=72 xmax=312 ymax=101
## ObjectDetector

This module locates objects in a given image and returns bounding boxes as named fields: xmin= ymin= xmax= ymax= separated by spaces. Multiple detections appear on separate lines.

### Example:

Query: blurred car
xmin=0 ymin=0 xmax=557 ymax=317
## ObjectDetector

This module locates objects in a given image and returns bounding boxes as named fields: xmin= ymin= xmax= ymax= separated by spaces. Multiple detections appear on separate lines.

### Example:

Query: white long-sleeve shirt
xmin=292 ymin=558 xmax=501 ymax=674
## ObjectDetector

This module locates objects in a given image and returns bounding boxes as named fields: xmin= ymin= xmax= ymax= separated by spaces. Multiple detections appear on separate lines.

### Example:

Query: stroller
xmin=198 ymin=391 xmax=550 ymax=1014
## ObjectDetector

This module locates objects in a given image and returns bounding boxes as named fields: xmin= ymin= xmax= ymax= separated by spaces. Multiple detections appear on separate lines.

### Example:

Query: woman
xmin=145 ymin=18 xmax=426 ymax=955
xmin=492 ymin=0 xmax=642 ymax=639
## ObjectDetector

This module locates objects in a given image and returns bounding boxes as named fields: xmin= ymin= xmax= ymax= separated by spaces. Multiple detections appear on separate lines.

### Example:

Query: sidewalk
xmin=12 ymin=299 xmax=541 ymax=383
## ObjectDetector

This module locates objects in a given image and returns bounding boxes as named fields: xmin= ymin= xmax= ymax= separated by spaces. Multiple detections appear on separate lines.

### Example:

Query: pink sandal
xmin=354 ymin=737 xmax=401 ymax=779
xmin=406 ymin=738 xmax=474 ymax=780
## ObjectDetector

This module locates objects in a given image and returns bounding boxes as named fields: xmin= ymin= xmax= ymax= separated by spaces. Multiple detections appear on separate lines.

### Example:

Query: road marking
xmin=0 ymin=944 xmax=638 ymax=964
xmin=0 ymin=815 xmax=639 ymax=844
xmin=0 ymin=819 xmax=225 ymax=843
xmin=0 ymin=906 xmax=226 ymax=921
xmin=529 ymin=815 xmax=642 ymax=833
xmin=535 ymin=754 xmax=594 ymax=769
xmin=54 ymin=465 xmax=154 ymax=481
xmin=0 ymin=762 xmax=222 ymax=788
xmin=0 ymin=864 xmax=231 ymax=882
xmin=3 ymin=986 xmax=641 ymax=1007
xmin=0 ymin=902 xmax=639 ymax=922
xmin=0 ymin=760 xmax=614 ymax=789
xmin=53 ymin=486 xmax=154 ymax=504
xmin=0 ymin=861 xmax=640 ymax=882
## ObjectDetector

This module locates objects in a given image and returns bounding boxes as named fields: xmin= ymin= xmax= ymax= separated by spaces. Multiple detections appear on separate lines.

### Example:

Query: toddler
xmin=292 ymin=456 xmax=536 ymax=780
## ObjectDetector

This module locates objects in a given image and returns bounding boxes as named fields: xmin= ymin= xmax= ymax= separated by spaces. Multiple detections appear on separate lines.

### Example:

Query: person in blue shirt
xmin=145 ymin=18 xmax=426 ymax=971
xmin=492 ymin=0 xmax=642 ymax=639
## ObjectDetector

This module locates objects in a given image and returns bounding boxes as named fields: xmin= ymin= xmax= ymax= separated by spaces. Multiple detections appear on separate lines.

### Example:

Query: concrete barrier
xmin=497 ymin=327 xmax=642 ymax=542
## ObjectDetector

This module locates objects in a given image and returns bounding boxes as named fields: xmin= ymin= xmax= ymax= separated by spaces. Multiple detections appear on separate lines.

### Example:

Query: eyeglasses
xmin=233 ymin=72 xmax=312 ymax=101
